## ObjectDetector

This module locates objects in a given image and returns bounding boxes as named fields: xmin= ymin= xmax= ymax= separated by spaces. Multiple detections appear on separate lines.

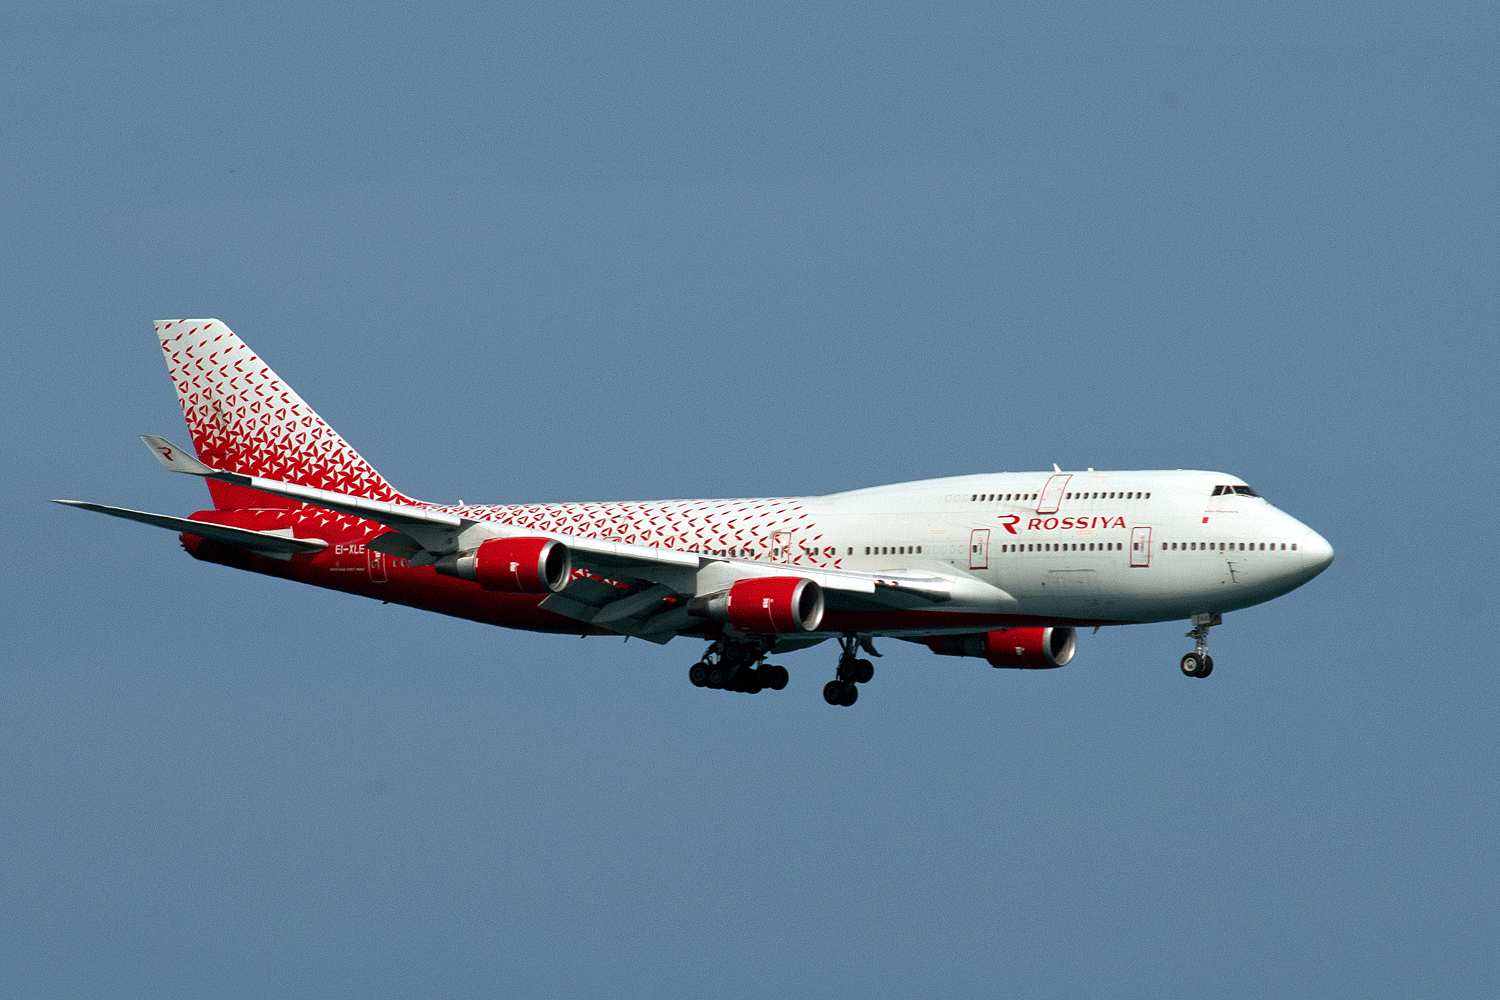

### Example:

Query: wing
xmin=139 ymin=435 xmax=1010 ymax=638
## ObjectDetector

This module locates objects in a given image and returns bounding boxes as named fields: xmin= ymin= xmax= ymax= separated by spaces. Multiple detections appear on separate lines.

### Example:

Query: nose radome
xmin=1300 ymin=530 xmax=1334 ymax=575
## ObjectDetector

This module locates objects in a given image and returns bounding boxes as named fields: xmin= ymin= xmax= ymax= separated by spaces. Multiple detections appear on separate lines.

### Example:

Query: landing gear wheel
xmin=689 ymin=663 xmax=708 ymax=687
xmin=1200 ymin=655 xmax=1214 ymax=677
xmin=823 ymin=680 xmax=844 ymax=705
xmin=853 ymin=658 xmax=874 ymax=684
xmin=838 ymin=682 xmax=859 ymax=707
xmin=707 ymin=667 xmax=726 ymax=689
xmin=766 ymin=665 xmax=789 ymax=691
xmin=741 ymin=668 xmax=764 ymax=695
xmin=1180 ymin=652 xmax=1206 ymax=677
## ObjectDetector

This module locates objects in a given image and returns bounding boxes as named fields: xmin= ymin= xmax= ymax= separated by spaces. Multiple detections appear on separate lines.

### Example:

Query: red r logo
xmin=158 ymin=446 xmax=173 ymax=462
xmin=997 ymin=514 xmax=1021 ymax=535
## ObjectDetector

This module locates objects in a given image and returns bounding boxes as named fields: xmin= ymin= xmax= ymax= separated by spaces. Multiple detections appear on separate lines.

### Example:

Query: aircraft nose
xmin=1299 ymin=529 xmax=1334 ymax=576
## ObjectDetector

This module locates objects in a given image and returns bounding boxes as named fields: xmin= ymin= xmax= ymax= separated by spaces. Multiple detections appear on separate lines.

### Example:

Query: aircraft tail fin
xmin=155 ymin=319 xmax=408 ymax=510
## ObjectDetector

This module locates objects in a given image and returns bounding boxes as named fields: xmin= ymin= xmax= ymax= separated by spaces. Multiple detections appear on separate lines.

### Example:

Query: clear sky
xmin=3 ymin=4 xmax=1497 ymax=997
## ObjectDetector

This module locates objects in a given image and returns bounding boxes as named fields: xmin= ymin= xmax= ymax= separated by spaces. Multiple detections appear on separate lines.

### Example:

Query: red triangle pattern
xmin=158 ymin=320 xmax=838 ymax=567
xmin=440 ymin=497 xmax=840 ymax=570
xmin=158 ymin=320 xmax=405 ymax=504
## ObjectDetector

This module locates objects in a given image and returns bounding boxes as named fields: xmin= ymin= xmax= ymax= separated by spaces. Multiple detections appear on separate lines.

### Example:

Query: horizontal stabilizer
xmin=141 ymin=435 xmax=215 ymax=475
xmin=53 ymin=500 xmax=328 ymax=557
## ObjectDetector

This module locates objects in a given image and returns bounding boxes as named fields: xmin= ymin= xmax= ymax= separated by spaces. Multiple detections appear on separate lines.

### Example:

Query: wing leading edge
xmin=134 ymin=434 xmax=1014 ymax=637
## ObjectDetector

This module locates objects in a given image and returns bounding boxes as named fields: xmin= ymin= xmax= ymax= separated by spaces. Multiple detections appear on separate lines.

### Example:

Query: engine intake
xmin=435 ymin=537 xmax=571 ymax=594
xmin=686 ymin=577 xmax=825 ymax=634
xmin=925 ymin=627 xmax=1076 ymax=669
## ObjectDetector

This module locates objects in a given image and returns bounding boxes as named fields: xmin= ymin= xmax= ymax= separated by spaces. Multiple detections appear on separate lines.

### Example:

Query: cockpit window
xmin=1233 ymin=485 xmax=1261 ymax=497
xmin=1212 ymin=484 xmax=1262 ymax=497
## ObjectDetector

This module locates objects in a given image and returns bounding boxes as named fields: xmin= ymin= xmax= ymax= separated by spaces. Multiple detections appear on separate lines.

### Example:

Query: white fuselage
xmin=455 ymin=468 xmax=1333 ymax=635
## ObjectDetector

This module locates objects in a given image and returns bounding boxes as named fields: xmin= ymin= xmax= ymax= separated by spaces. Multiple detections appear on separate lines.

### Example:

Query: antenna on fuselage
xmin=1053 ymin=463 xmax=1061 ymax=472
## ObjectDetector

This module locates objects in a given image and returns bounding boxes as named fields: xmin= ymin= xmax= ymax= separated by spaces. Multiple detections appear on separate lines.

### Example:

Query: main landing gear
xmin=688 ymin=637 xmax=789 ymax=695
xmin=823 ymin=635 xmax=876 ymax=707
xmin=1180 ymin=612 xmax=1222 ymax=678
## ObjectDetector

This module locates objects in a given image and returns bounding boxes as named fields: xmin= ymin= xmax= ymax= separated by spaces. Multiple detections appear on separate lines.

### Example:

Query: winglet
xmin=140 ymin=435 xmax=215 ymax=476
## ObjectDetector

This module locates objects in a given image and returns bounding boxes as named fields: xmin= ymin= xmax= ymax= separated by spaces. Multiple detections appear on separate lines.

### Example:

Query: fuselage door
xmin=772 ymin=531 xmax=792 ymax=562
xmin=1130 ymin=526 xmax=1152 ymax=567
xmin=367 ymin=545 xmax=388 ymax=583
xmin=969 ymin=528 xmax=990 ymax=570
xmin=1038 ymin=474 xmax=1071 ymax=514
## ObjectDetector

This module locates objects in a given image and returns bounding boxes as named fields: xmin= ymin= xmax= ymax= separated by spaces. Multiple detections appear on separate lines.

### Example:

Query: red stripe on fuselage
xmin=179 ymin=509 xmax=1120 ymax=639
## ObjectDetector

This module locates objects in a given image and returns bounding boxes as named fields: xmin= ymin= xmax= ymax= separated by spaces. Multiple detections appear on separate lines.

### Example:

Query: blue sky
xmin=3 ymin=4 xmax=1497 ymax=997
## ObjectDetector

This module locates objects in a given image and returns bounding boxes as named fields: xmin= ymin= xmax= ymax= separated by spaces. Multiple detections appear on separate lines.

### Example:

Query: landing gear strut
xmin=688 ymin=637 xmax=788 ymax=695
xmin=823 ymin=634 xmax=876 ymax=707
xmin=1180 ymin=612 xmax=1221 ymax=678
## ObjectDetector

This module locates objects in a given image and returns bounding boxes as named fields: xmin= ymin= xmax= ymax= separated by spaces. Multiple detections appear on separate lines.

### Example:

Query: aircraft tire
xmin=823 ymin=680 xmax=844 ymax=705
xmin=838 ymin=681 xmax=859 ymax=707
xmin=854 ymin=658 xmax=875 ymax=684
xmin=1201 ymin=655 xmax=1214 ymax=677
xmin=766 ymin=665 xmax=789 ymax=690
xmin=707 ymin=668 xmax=726 ymax=689
xmin=689 ymin=663 xmax=708 ymax=687
xmin=1180 ymin=653 xmax=1205 ymax=677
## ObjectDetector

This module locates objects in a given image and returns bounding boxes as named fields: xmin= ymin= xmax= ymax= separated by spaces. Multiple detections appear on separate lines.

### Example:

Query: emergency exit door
xmin=970 ymin=528 xmax=990 ymax=570
xmin=1130 ymin=526 xmax=1152 ymax=567
xmin=1038 ymin=474 xmax=1071 ymax=514
xmin=367 ymin=546 xmax=388 ymax=583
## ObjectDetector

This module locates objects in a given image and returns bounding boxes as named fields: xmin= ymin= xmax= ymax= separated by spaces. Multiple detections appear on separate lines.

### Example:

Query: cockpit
xmin=1211 ymin=484 xmax=1261 ymax=497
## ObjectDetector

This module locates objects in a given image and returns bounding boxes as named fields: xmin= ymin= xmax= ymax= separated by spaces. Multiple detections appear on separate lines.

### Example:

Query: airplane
xmin=57 ymin=319 xmax=1334 ymax=707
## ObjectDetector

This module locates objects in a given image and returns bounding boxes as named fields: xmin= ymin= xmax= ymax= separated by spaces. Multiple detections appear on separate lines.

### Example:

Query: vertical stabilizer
xmin=156 ymin=319 xmax=407 ymax=509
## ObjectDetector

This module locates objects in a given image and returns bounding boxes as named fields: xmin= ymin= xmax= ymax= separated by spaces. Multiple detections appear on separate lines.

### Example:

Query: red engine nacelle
xmin=687 ymin=576 xmax=825 ymax=633
xmin=925 ymin=627 xmax=1076 ymax=669
xmin=435 ymin=537 xmax=572 ymax=594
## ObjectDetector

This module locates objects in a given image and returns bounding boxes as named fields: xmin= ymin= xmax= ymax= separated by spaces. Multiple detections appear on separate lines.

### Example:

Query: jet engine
xmin=435 ymin=537 xmax=572 ymax=594
xmin=924 ymin=627 xmax=1076 ymax=669
xmin=686 ymin=576 xmax=825 ymax=633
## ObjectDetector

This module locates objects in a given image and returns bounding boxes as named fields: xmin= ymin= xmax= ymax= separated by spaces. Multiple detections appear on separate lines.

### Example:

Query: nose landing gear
xmin=1180 ymin=612 xmax=1221 ymax=678
xmin=823 ymin=635 xmax=876 ymax=707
